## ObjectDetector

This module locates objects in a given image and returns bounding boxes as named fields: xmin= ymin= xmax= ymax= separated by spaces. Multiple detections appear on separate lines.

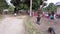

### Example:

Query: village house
xmin=56 ymin=2 xmax=60 ymax=15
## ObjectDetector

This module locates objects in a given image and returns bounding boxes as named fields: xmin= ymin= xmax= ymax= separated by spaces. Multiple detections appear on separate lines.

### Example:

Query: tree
xmin=32 ymin=0 xmax=43 ymax=10
xmin=11 ymin=0 xmax=20 ymax=6
xmin=11 ymin=0 xmax=46 ymax=10
xmin=44 ymin=3 xmax=57 ymax=12
xmin=0 ymin=0 xmax=8 ymax=14
xmin=8 ymin=5 xmax=14 ymax=14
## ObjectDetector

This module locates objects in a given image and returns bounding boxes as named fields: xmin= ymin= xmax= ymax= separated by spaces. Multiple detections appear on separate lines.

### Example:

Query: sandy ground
xmin=32 ymin=17 xmax=60 ymax=34
xmin=38 ymin=18 xmax=60 ymax=34
xmin=0 ymin=16 xmax=26 ymax=34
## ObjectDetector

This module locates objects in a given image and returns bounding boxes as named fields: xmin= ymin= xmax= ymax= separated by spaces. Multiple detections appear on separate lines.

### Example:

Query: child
xmin=37 ymin=15 xmax=41 ymax=25
xmin=50 ymin=15 xmax=54 ymax=20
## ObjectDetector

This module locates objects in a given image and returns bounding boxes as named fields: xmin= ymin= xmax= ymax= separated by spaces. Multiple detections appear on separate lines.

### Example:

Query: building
xmin=56 ymin=2 xmax=60 ymax=15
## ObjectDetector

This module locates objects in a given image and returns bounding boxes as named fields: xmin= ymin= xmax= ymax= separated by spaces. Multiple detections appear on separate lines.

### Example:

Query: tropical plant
xmin=44 ymin=3 xmax=57 ymax=12
xmin=11 ymin=0 xmax=46 ymax=10
xmin=8 ymin=5 xmax=14 ymax=14
xmin=0 ymin=0 xmax=8 ymax=14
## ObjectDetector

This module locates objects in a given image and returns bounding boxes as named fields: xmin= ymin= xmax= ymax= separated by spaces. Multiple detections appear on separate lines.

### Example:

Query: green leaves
xmin=11 ymin=0 xmax=45 ymax=10
xmin=32 ymin=0 xmax=43 ymax=10
xmin=8 ymin=5 xmax=14 ymax=13
xmin=44 ymin=3 xmax=57 ymax=12
xmin=0 ymin=0 xmax=8 ymax=8
xmin=8 ymin=5 xmax=14 ymax=11
xmin=0 ymin=0 xmax=8 ymax=12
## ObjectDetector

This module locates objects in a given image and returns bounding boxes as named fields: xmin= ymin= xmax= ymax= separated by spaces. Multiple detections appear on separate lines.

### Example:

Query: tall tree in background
xmin=44 ymin=3 xmax=57 ymax=12
xmin=8 ymin=5 xmax=14 ymax=14
xmin=11 ymin=0 xmax=47 ymax=10
xmin=11 ymin=0 xmax=30 ymax=10
xmin=32 ymin=0 xmax=43 ymax=10
xmin=0 ymin=0 xmax=8 ymax=14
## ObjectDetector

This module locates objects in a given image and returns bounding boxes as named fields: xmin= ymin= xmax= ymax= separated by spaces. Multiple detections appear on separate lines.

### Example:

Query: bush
xmin=8 ymin=5 xmax=14 ymax=14
xmin=25 ymin=16 xmax=40 ymax=34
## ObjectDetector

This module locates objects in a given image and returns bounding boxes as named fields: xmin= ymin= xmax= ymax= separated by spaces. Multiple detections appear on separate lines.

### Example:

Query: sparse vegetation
xmin=8 ymin=5 xmax=14 ymax=14
xmin=0 ymin=15 xmax=4 ymax=20
xmin=25 ymin=16 xmax=40 ymax=34
xmin=0 ymin=0 xmax=8 ymax=14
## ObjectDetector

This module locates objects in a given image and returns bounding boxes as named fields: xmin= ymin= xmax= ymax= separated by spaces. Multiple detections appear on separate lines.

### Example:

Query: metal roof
xmin=56 ymin=2 xmax=60 ymax=6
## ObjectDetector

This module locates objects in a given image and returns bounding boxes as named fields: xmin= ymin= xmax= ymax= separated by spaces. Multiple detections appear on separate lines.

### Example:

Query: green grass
xmin=25 ymin=16 xmax=40 ymax=34
xmin=0 ymin=16 xmax=3 ymax=20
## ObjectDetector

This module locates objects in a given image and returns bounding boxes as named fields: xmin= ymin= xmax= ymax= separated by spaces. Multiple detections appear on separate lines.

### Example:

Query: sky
xmin=6 ymin=0 xmax=11 ymax=5
xmin=6 ymin=0 xmax=60 ymax=5
xmin=47 ymin=0 xmax=60 ymax=4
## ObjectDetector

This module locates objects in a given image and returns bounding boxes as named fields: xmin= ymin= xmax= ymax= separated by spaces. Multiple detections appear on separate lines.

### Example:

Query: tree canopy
xmin=8 ymin=5 xmax=14 ymax=14
xmin=11 ymin=0 xmax=30 ymax=10
xmin=32 ymin=0 xmax=43 ymax=10
xmin=44 ymin=3 xmax=57 ymax=12
xmin=11 ymin=0 xmax=45 ymax=10
xmin=0 ymin=0 xmax=8 ymax=14
xmin=0 ymin=0 xmax=8 ymax=10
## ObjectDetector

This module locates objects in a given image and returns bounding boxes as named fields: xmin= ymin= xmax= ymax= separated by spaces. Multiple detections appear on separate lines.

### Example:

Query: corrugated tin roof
xmin=56 ymin=2 xmax=60 ymax=6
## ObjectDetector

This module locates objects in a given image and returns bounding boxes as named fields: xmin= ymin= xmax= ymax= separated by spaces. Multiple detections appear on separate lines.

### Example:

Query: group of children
xmin=36 ymin=13 xmax=55 ymax=25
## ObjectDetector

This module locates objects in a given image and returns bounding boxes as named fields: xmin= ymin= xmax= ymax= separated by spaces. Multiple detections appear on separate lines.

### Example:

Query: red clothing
xmin=34 ymin=11 xmax=38 ymax=16
xmin=41 ymin=13 xmax=45 ymax=17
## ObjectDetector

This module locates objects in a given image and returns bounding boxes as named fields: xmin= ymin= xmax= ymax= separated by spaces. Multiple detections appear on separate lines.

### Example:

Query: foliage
xmin=11 ymin=0 xmax=20 ymax=6
xmin=8 ymin=5 xmax=14 ymax=14
xmin=11 ymin=0 xmax=44 ymax=10
xmin=0 ymin=0 xmax=8 ymax=14
xmin=23 ymin=4 xmax=29 ymax=10
xmin=44 ymin=3 xmax=57 ymax=12
xmin=25 ymin=16 xmax=40 ymax=34
xmin=11 ymin=0 xmax=30 ymax=10
xmin=32 ymin=0 xmax=43 ymax=10
xmin=18 ymin=3 xmax=29 ymax=10
xmin=0 ymin=0 xmax=8 ymax=11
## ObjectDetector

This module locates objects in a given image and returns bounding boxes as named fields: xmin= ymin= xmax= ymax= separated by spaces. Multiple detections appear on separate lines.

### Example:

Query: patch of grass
xmin=25 ymin=16 xmax=40 ymax=34
xmin=0 ymin=15 xmax=3 ymax=20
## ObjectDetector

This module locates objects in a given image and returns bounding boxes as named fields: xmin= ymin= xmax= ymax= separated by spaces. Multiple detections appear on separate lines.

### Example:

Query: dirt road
xmin=32 ymin=17 xmax=60 ymax=34
xmin=38 ymin=18 xmax=60 ymax=34
xmin=0 ymin=16 xmax=26 ymax=34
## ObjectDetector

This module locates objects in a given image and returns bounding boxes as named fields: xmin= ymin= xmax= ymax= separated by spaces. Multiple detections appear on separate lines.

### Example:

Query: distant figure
xmin=36 ymin=15 xmax=41 ymax=25
xmin=50 ymin=11 xmax=55 ymax=20
xmin=54 ymin=14 xmax=56 ymax=19
xmin=50 ymin=15 xmax=54 ymax=20
xmin=42 ymin=12 xmax=45 ymax=17
xmin=14 ymin=8 xmax=17 ymax=16
xmin=48 ymin=13 xmax=51 ymax=18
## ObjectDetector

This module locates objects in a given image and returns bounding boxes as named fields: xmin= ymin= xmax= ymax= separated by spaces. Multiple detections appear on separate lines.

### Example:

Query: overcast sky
xmin=6 ymin=0 xmax=60 ymax=5
xmin=47 ymin=0 xmax=60 ymax=4
xmin=6 ymin=0 xmax=11 ymax=5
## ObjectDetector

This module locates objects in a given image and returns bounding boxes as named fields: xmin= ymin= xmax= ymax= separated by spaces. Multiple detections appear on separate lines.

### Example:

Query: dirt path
xmin=38 ymin=18 xmax=60 ymax=34
xmin=0 ymin=16 xmax=26 ymax=34
xmin=32 ymin=17 xmax=60 ymax=34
